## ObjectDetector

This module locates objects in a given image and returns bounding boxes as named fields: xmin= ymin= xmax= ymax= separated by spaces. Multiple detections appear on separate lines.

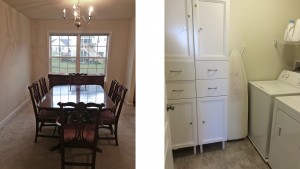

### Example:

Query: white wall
xmin=31 ymin=19 xmax=135 ymax=102
xmin=230 ymin=0 xmax=300 ymax=81
xmin=0 ymin=0 xmax=31 ymax=122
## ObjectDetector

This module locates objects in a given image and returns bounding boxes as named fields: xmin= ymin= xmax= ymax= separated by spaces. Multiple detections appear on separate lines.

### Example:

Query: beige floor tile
xmin=173 ymin=139 xmax=270 ymax=169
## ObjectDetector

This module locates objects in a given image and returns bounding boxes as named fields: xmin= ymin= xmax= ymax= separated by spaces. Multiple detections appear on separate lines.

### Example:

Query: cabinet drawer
xmin=196 ymin=79 xmax=228 ymax=97
xmin=166 ymin=60 xmax=195 ymax=81
xmin=195 ymin=61 xmax=228 ymax=79
xmin=166 ymin=81 xmax=196 ymax=99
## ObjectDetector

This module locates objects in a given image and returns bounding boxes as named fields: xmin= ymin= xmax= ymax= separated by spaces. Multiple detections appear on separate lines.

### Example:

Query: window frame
xmin=48 ymin=32 xmax=111 ymax=76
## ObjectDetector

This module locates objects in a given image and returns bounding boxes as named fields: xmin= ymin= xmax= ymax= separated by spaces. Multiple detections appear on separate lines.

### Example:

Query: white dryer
xmin=269 ymin=96 xmax=300 ymax=169
xmin=248 ymin=70 xmax=300 ymax=161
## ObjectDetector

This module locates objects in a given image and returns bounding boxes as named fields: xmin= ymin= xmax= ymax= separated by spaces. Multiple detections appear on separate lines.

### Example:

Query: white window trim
xmin=47 ymin=31 xmax=112 ymax=79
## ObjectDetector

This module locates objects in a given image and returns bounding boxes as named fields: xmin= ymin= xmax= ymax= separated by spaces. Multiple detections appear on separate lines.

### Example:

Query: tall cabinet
xmin=165 ymin=0 xmax=198 ymax=154
xmin=165 ymin=0 xmax=229 ymax=154
xmin=193 ymin=0 xmax=229 ymax=153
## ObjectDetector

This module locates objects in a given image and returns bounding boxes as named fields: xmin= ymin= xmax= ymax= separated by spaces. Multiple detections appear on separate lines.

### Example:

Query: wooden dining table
xmin=37 ymin=84 xmax=114 ymax=152
xmin=38 ymin=84 xmax=115 ymax=111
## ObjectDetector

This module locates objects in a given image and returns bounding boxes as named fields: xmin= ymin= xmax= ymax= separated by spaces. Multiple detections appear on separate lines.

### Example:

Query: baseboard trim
xmin=0 ymin=98 xmax=30 ymax=129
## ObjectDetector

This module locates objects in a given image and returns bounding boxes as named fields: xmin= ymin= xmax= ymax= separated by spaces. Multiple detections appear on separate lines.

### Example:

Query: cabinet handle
xmin=208 ymin=87 xmax=218 ymax=90
xmin=278 ymin=126 xmax=282 ymax=137
xmin=170 ymin=70 xmax=182 ymax=73
xmin=198 ymin=27 xmax=202 ymax=32
xmin=172 ymin=89 xmax=184 ymax=92
xmin=208 ymin=69 xmax=218 ymax=71
xmin=166 ymin=104 xmax=175 ymax=111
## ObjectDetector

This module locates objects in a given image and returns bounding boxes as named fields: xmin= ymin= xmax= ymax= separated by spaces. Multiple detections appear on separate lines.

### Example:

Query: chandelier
xmin=63 ymin=0 xmax=94 ymax=28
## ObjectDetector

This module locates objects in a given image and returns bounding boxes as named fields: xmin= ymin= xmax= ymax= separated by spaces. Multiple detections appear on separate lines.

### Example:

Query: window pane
xmin=69 ymin=47 xmax=76 ymax=57
xmin=80 ymin=69 xmax=88 ymax=73
xmin=59 ymin=58 xmax=76 ymax=73
xmin=51 ymin=46 xmax=59 ymax=56
xmin=69 ymin=36 xmax=76 ymax=45
xmin=51 ymin=58 xmax=60 ymax=67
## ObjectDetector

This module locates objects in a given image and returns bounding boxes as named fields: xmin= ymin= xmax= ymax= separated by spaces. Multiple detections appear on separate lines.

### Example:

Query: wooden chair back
xmin=113 ymin=85 xmax=128 ymax=122
xmin=108 ymin=79 xmax=118 ymax=98
xmin=28 ymin=82 xmax=41 ymax=117
xmin=39 ymin=76 xmax=48 ymax=97
xmin=69 ymin=73 xmax=88 ymax=90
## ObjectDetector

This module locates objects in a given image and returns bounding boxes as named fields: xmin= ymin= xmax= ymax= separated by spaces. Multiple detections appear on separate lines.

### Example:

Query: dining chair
xmin=57 ymin=102 xmax=105 ymax=169
xmin=107 ymin=79 xmax=118 ymax=98
xmin=69 ymin=73 xmax=88 ymax=90
xmin=28 ymin=82 xmax=58 ymax=142
xmin=99 ymin=85 xmax=127 ymax=146
xmin=38 ymin=76 xmax=48 ymax=97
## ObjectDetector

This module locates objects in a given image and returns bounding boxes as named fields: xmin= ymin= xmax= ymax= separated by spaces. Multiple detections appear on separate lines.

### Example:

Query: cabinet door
xmin=168 ymin=99 xmax=197 ymax=149
xmin=197 ymin=96 xmax=227 ymax=144
xmin=269 ymin=109 xmax=300 ymax=169
xmin=193 ymin=0 xmax=229 ymax=60
xmin=165 ymin=0 xmax=194 ymax=59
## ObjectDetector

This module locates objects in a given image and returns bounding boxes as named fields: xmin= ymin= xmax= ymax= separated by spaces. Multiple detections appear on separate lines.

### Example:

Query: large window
xmin=49 ymin=33 xmax=109 ymax=74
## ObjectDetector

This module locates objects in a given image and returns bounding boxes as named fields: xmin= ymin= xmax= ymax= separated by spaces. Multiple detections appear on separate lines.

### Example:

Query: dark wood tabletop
xmin=37 ymin=85 xmax=114 ymax=110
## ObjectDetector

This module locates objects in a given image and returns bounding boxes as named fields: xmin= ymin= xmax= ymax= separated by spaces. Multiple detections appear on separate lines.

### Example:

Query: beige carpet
xmin=0 ymin=101 xmax=135 ymax=169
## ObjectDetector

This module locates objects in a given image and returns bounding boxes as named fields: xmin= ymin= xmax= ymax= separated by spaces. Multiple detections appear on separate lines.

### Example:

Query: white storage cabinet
xmin=165 ymin=0 xmax=229 ymax=154
xmin=193 ymin=0 xmax=229 ymax=153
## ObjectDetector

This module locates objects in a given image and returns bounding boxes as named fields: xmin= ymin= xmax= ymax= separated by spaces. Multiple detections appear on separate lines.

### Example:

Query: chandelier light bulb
xmin=89 ymin=6 xmax=94 ymax=16
xmin=63 ymin=1 xmax=94 ymax=29
xmin=63 ymin=9 xmax=66 ymax=18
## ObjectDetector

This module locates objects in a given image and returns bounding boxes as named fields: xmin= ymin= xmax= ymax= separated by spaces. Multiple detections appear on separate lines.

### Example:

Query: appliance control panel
xmin=278 ymin=70 xmax=300 ymax=87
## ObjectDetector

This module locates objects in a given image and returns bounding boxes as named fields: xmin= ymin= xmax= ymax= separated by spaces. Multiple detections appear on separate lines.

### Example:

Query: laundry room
xmin=164 ymin=0 xmax=300 ymax=168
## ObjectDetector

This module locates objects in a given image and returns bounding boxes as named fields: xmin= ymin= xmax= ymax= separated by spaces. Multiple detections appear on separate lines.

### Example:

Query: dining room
xmin=0 ymin=0 xmax=135 ymax=168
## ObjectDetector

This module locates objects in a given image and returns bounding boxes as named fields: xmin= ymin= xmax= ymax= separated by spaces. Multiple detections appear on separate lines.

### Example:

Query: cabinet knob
xmin=202 ymin=121 xmax=205 ymax=124
xmin=190 ymin=122 xmax=192 ymax=125
xmin=166 ymin=104 xmax=175 ymax=111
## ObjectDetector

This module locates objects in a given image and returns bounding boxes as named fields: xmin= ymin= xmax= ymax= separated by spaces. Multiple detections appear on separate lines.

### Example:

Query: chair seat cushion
xmin=63 ymin=124 xmax=96 ymax=143
xmin=38 ymin=110 xmax=58 ymax=123
xmin=101 ymin=110 xmax=115 ymax=125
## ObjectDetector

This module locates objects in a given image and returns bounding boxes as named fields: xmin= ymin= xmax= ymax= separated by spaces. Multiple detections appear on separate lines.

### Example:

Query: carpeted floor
xmin=0 ymin=101 xmax=135 ymax=169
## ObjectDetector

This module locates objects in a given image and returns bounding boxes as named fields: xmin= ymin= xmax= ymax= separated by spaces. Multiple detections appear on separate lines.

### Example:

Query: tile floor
xmin=173 ymin=138 xmax=271 ymax=169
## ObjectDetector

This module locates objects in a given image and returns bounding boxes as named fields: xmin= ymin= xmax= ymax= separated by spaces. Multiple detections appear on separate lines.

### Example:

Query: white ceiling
xmin=2 ymin=0 xmax=135 ymax=20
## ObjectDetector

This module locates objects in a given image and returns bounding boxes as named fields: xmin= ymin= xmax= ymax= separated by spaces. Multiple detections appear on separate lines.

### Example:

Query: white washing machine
xmin=249 ymin=70 xmax=300 ymax=161
xmin=269 ymin=96 xmax=300 ymax=169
